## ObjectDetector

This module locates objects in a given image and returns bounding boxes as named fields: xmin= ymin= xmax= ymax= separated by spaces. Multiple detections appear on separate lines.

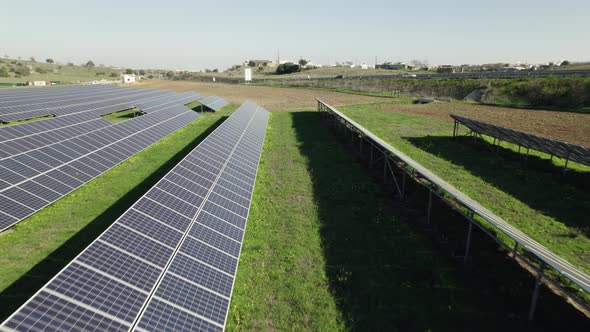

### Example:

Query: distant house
xmin=121 ymin=74 xmax=136 ymax=83
xmin=29 ymin=81 xmax=47 ymax=86
xmin=375 ymin=62 xmax=407 ymax=70
xmin=247 ymin=60 xmax=276 ymax=68
xmin=436 ymin=65 xmax=456 ymax=74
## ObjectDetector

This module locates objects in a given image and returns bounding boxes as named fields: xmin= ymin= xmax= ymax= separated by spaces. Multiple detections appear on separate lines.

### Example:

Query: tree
xmin=125 ymin=68 xmax=133 ymax=74
xmin=276 ymin=62 xmax=301 ymax=74
xmin=0 ymin=67 xmax=9 ymax=77
xmin=147 ymin=74 xmax=154 ymax=79
xmin=298 ymin=59 xmax=309 ymax=66
xmin=109 ymin=72 xmax=119 ymax=77
xmin=165 ymin=71 xmax=174 ymax=78
xmin=561 ymin=60 xmax=571 ymax=66
xmin=212 ymin=68 xmax=218 ymax=73
xmin=139 ymin=69 xmax=146 ymax=75
xmin=29 ymin=57 xmax=36 ymax=62
xmin=85 ymin=60 xmax=95 ymax=67
xmin=46 ymin=58 xmax=55 ymax=64
xmin=67 ymin=62 xmax=74 ymax=66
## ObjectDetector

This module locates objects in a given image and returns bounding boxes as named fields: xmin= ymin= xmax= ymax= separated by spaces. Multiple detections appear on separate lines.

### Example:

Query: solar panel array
xmin=0 ymin=86 xmax=152 ymax=122
xmin=1 ymin=101 xmax=269 ymax=332
xmin=451 ymin=114 xmax=590 ymax=166
xmin=0 ymin=87 xmax=204 ymax=232
xmin=198 ymin=96 xmax=229 ymax=112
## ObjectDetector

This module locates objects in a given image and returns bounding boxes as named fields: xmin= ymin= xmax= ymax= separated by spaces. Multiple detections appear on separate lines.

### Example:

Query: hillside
xmin=0 ymin=58 xmax=163 ymax=84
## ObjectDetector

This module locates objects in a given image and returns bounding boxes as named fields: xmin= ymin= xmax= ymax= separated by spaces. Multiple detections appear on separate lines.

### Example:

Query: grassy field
xmin=226 ymin=110 xmax=589 ymax=331
xmin=0 ymin=104 xmax=236 ymax=319
xmin=0 ymin=59 xmax=125 ymax=83
xmin=1 ymin=80 xmax=589 ymax=329
xmin=336 ymin=103 xmax=590 ymax=276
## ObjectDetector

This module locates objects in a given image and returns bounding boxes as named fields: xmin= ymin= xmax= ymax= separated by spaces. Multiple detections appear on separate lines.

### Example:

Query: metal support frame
xmin=317 ymin=100 xmax=590 ymax=318
xmin=426 ymin=190 xmax=433 ymax=225
xmin=528 ymin=262 xmax=546 ymax=321
xmin=464 ymin=219 xmax=473 ymax=263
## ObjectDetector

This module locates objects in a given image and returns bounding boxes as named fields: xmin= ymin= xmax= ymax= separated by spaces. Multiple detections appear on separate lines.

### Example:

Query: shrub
xmin=0 ymin=67 xmax=9 ymax=77
xmin=14 ymin=66 xmax=31 ymax=76
xmin=276 ymin=62 xmax=301 ymax=74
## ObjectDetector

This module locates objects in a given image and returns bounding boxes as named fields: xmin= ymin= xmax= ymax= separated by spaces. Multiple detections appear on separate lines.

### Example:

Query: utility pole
xmin=277 ymin=50 xmax=280 ymax=66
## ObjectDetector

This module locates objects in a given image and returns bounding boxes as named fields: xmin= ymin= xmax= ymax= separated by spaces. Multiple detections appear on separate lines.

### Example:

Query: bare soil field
xmin=137 ymin=80 xmax=590 ymax=146
xmin=136 ymin=80 xmax=391 ymax=110
xmin=376 ymin=102 xmax=590 ymax=146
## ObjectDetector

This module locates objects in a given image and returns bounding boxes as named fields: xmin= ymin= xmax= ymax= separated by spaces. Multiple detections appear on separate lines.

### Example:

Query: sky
xmin=1 ymin=0 xmax=589 ymax=70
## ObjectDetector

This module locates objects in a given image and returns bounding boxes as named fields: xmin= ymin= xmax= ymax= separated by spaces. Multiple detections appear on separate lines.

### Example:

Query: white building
xmin=121 ymin=74 xmax=136 ymax=84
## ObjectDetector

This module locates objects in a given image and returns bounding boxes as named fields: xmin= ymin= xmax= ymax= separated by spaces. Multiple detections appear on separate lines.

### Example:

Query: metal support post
xmin=528 ymin=262 xmax=546 ymax=321
xmin=401 ymin=171 xmax=406 ymax=199
xmin=359 ymin=136 xmax=363 ymax=154
xmin=426 ymin=190 xmax=433 ymax=225
xmin=512 ymin=241 xmax=519 ymax=259
xmin=464 ymin=220 xmax=473 ymax=263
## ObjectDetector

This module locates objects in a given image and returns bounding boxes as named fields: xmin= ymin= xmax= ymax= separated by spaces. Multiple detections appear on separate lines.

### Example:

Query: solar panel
xmin=0 ymin=101 xmax=269 ymax=332
xmin=0 ymin=88 xmax=174 ymax=123
xmin=0 ymin=95 xmax=202 ymax=231
xmin=450 ymin=114 xmax=590 ymax=166
xmin=197 ymin=96 xmax=229 ymax=112
xmin=0 ymin=92 xmax=199 ymax=159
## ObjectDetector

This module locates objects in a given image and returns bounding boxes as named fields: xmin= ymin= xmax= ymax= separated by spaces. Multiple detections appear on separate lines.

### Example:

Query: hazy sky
xmin=2 ymin=0 xmax=589 ymax=70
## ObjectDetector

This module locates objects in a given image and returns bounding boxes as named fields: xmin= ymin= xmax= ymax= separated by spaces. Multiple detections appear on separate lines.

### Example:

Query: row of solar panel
xmin=0 ymin=94 xmax=200 ymax=159
xmin=198 ymin=96 xmax=229 ymax=112
xmin=451 ymin=114 xmax=590 ymax=166
xmin=1 ymin=101 xmax=269 ymax=332
xmin=0 ymin=91 xmax=198 ymax=141
xmin=0 ymin=88 xmax=174 ymax=123
xmin=0 ymin=103 xmax=202 ymax=232
xmin=0 ymin=85 xmax=120 ymax=102
xmin=0 ymin=86 xmax=134 ymax=113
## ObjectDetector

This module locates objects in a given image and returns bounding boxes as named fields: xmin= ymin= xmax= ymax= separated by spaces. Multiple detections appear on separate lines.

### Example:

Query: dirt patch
xmin=376 ymin=102 xmax=590 ymax=146
xmin=136 ymin=80 xmax=391 ymax=111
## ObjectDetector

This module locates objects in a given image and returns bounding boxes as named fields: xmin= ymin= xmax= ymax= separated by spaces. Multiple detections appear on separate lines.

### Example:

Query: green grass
xmin=100 ymin=107 xmax=142 ymax=123
xmin=226 ymin=110 xmax=590 ymax=330
xmin=0 ymin=104 xmax=237 ymax=319
xmin=337 ymin=103 xmax=590 ymax=275
xmin=0 ymin=114 xmax=55 ymax=126
xmin=1 ymin=104 xmax=588 ymax=329
xmin=0 ymin=59 xmax=124 ymax=83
